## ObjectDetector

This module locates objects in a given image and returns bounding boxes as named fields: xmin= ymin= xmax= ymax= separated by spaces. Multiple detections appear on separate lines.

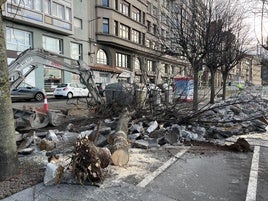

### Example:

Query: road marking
xmin=137 ymin=147 xmax=190 ymax=188
xmin=245 ymin=146 xmax=260 ymax=201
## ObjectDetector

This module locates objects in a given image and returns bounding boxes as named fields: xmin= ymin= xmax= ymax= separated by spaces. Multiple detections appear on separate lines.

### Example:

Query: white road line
xmin=137 ymin=147 xmax=190 ymax=188
xmin=245 ymin=146 xmax=260 ymax=201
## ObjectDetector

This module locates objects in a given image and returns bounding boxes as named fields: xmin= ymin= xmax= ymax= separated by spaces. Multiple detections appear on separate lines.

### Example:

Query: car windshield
xmin=19 ymin=82 xmax=34 ymax=88
xmin=57 ymin=84 xmax=68 ymax=88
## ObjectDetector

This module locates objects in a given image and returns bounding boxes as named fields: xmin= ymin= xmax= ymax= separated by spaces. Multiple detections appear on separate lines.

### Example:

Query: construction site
xmin=1 ymin=48 xmax=268 ymax=200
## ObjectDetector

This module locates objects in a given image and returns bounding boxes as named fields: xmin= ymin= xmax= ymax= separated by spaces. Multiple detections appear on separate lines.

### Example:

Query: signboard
xmin=174 ymin=77 xmax=194 ymax=101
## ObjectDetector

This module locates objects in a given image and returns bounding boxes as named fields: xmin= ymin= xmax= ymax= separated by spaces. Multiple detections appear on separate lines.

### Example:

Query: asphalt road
xmin=12 ymin=96 xmax=89 ymax=110
xmin=138 ymin=145 xmax=268 ymax=201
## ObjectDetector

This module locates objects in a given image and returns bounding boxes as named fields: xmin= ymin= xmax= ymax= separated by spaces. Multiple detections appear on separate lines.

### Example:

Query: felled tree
xmin=109 ymin=108 xmax=133 ymax=166
xmin=71 ymin=136 xmax=111 ymax=184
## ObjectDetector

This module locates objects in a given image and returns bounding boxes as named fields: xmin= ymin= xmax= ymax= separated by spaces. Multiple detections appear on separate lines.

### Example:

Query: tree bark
xmin=210 ymin=70 xmax=216 ymax=104
xmin=0 ymin=3 xmax=18 ymax=180
xmin=222 ymin=72 xmax=228 ymax=100
xmin=193 ymin=65 xmax=199 ymax=112
xmin=109 ymin=108 xmax=133 ymax=166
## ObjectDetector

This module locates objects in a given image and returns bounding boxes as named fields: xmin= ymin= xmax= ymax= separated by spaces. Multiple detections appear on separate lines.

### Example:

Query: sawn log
xmin=109 ymin=108 xmax=133 ymax=166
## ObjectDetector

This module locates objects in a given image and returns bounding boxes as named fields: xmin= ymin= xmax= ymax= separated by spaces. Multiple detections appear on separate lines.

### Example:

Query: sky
xmin=240 ymin=0 xmax=268 ymax=46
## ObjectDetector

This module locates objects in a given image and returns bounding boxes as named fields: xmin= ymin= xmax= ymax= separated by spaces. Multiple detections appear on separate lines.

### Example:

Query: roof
xmin=91 ymin=65 xmax=122 ymax=74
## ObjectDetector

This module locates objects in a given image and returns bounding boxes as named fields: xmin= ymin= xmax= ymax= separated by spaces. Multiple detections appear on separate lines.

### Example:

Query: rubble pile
xmin=13 ymin=93 xmax=268 ymax=185
xmin=197 ymin=94 xmax=268 ymax=139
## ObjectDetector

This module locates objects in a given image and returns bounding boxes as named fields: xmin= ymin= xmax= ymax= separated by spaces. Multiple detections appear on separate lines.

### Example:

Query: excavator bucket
xmin=13 ymin=107 xmax=50 ymax=130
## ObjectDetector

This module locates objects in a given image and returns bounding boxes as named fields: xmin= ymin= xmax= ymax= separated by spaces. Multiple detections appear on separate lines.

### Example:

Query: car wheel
xmin=35 ymin=92 xmax=44 ymax=101
xmin=67 ymin=92 xmax=73 ymax=99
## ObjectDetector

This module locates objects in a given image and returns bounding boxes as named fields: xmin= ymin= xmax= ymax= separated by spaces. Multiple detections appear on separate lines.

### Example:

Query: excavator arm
xmin=9 ymin=48 xmax=104 ymax=104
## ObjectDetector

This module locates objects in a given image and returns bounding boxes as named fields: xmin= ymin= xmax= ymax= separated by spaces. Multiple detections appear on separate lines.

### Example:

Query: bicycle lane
xmin=256 ymin=147 xmax=268 ymax=201
xmin=141 ymin=148 xmax=253 ymax=201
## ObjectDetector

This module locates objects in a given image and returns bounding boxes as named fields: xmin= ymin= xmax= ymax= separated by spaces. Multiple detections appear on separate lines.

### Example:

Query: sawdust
xmin=104 ymin=148 xmax=171 ymax=185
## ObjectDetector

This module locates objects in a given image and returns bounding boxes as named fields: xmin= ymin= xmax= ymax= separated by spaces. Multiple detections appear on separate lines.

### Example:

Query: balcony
xmin=3 ymin=1 xmax=73 ymax=35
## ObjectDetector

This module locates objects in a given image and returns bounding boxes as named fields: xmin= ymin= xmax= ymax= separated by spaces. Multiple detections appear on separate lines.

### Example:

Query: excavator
xmin=9 ymin=48 xmax=105 ymax=130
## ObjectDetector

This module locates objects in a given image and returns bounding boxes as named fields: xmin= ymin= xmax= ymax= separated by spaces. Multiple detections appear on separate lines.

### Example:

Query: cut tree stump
xmin=109 ymin=108 xmax=133 ymax=166
xmin=70 ymin=136 xmax=111 ymax=184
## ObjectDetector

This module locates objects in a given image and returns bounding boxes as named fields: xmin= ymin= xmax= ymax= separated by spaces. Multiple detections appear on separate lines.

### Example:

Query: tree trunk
xmin=222 ymin=73 xmax=228 ymax=100
xmin=0 ymin=4 xmax=18 ymax=180
xmin=109 ymin=108 xmax=133 ymax=166
xmin=193 ymin=66 xmax=199 ymax=112
xmin=210 ymin=70 xmax=216 ymax=104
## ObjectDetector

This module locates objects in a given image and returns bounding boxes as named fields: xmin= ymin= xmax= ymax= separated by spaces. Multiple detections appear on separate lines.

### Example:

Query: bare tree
xmin=219 ymin=0 xmax=250 ymax=99
xmin=204 ymin=0 xmax=250 ymax=102
xmin=165 ymin=0 xmax=208 ymax=111
xmin=0 ymin=0 xmax=18 ymax=180
xmin=204 ymin=1 xmax=226 ymax=104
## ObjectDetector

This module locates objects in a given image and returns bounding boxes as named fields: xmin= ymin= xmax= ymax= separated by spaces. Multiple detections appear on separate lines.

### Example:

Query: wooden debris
xmin=70 ymin=136 xmax=111 ymax=184
xmin=109 ymin=108 xmax=133 ymax=166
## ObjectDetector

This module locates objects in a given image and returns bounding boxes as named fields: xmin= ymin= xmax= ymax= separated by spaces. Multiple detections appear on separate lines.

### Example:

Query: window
xmin=145 ymin=39 xmax=150 ymax=47
xmin=134 ymin=58 xmax=141 ymax=71
xmin=102 ymin=0 xmax=109 ymax=7
xmin=161 ymin=29 xmax=166 ymax=38
xmin=103 ymin=18 xmax=109 ymax=33
xmin=116 ymin=53 xmax=129 ymax=68
xmin=35 ymin=0 xmax=42 ymax=11
xmin=132 ymin=7 xmax=141 ymax=22
xmin=44 ymin=0 xmax=51 ymax=14
xmin=52 ymin=2 xmax=64 ymax=20
xmin=147 ymin=60 xmax=153 ymax=72
xmin=147 ymin=21 xmax=151 ymax=32
xmin=161 ymin=12 xmax=167 ymax=24
xmin=165 ymin=64 xmax=169 ymax=73
xmin=171 ymin=66 xmax=175 ymax=74
xmin=119 ymin=0 xmax=129 ymax=16
xmin=114 ymin=0 xmax=118 ymax=10
xmin=132 ymin=29 xmax=140 ymax=44
xmin=70 ymin=42 xmax=82 ymax=60
xmin=147 ymin=2 xmax=151 ymax=14
xmin=152 ymin=6 xmax=157 ymax=16
xmin=21 ymin=0 xmax=33 ymax=9
xmin=42 ymin=35 xmax=63 ymax=54
xmin=153 ymin=24 xmax=158 ymax=35
xmin=114 ymin=21 xmax=118 ymax=36
xmin=119 ymin=24 xmax=129 ymax=40
xmin=5 ymin=27 xmax=32 ymax=51
xmin=96 ymin=49 xmax=108 ymax=64
xmin=74 ymin=17 xmax=82 ymax=29
xmin=65 ymin=7 xmax=72 ymax=22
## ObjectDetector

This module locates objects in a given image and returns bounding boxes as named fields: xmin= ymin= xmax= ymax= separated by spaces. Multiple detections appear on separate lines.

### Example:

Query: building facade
xmin=2 ymin=0 xmax=189 ymax=92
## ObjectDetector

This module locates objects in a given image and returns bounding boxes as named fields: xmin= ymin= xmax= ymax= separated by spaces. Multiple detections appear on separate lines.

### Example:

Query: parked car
xmin=11 ymin=82 xmax=46 ymax=102
xmin=53 ymin=83 xmax=90 ymax=99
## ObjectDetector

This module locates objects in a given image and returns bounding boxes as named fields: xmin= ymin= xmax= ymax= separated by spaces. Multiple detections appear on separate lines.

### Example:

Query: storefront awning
xmin=90 ymin=65 xmax=122 ymax=74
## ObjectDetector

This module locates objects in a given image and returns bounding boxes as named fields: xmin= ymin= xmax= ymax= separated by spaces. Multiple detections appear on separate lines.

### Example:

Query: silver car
xmin=11 ymin=82 xmax=46 ymax=102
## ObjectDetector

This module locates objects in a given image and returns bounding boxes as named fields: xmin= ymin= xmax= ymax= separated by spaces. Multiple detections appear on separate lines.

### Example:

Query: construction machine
xmin=9 ymin=48 xmax=105 ymax=129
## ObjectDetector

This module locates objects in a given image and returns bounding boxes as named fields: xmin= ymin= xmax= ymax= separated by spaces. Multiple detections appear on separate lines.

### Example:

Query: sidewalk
xmin=1 ymin=181 xmax=175 ymax=201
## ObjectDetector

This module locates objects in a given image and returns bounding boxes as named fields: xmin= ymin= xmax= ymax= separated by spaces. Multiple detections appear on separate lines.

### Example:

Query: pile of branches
xmin=70 ymin=136 xmax=111 ymax=184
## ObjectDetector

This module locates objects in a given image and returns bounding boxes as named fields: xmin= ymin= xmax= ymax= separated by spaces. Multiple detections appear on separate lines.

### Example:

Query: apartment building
xmin=2 ymin=0 xmax=189 ymax=91
xmin=93 ymin=0 xmax=188 ymax=85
